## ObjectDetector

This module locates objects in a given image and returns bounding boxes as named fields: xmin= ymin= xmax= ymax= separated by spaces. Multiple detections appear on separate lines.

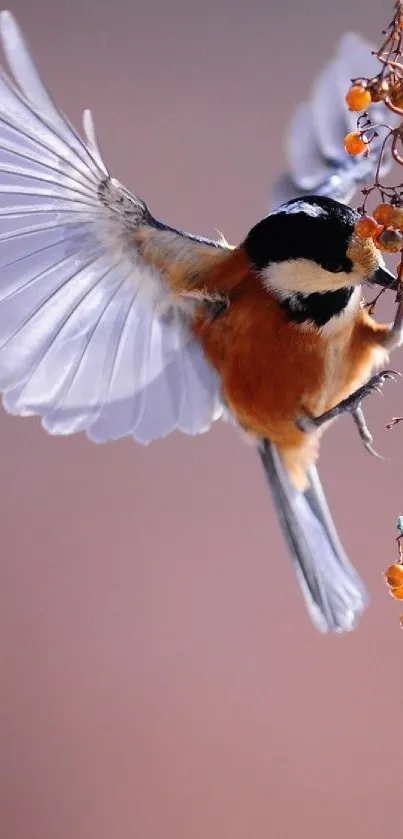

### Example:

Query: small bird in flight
xmin=0 ymin=12 xmax=401 ymax=633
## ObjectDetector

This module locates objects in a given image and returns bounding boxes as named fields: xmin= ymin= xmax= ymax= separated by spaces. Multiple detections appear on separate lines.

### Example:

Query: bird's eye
xmin=326 ymin=261 xmax=344 ymax=273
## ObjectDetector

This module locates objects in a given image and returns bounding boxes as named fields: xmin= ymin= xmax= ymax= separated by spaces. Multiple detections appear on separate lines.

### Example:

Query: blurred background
xmin=1 ymin=0 xmax=402 ymax=837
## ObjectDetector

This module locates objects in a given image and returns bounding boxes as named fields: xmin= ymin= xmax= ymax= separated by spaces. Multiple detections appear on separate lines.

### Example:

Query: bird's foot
xmin=296 ymin=369 xmax=401 ymax=457
xmin=351 ymin=407 xmax=383 ymax=459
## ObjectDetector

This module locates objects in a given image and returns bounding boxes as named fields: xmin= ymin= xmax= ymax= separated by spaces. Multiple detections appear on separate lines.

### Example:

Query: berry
xmin=354 ymin=216 xmax=379 ymax=239
xmin=389 ymin=584 xmax=403 ymax=600
xmin=373 ymin=203 xmax=394 ymax=225
xmin=344 ymin=131 xmax=368 ymax=156
xmin=391 ymin=207 xmax=403 ymax=230
xmin=374 ymin=227 xmax=403 ymax=253
xmin=345 ymin=84 xmax=371 ymax=111
xmin=384 ymin=563 xmax=403 ymax=588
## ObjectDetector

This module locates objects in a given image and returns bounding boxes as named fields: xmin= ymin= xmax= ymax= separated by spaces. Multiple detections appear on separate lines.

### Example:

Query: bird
xmin=0 ymin=11 xmax=401 ymax=634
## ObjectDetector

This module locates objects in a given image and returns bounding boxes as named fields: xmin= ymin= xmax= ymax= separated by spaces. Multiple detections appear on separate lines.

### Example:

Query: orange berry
xmin=389 ymin=584 xmax=403 ymax=600
xmin=373 ymin=203 xmax=394 ymax=225
xmin=345 ymin=84 xmax=372 ymax=111
xmin=344 ymin=131 xmax=368 ymax=156
xmin=384 ymin=563 xmax=403 ymax=588
xmin=374 ymin=226 xmax=403 ymax=253
xmin=391 ymin=207 xmax=403 ymax=230
xmin=354 ymin=215 xmax=379 ymax=239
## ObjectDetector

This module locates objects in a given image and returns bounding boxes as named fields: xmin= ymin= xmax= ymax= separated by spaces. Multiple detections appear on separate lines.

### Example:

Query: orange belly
xmin=193 ymin=280 xmax=325 ymax=442
xmin=191 ymin=274 xmax=389 ymax=488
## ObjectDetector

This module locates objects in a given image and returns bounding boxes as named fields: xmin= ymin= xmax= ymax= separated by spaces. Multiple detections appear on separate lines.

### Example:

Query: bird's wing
xmin=270 ymin=32 xmax=400 ymax=209
xmin=0 ymin=10 xmax=231 ymax=443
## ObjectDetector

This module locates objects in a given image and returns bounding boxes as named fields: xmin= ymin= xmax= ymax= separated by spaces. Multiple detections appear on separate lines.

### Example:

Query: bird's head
xmin=242 ymin=196 xmax=396 ymax=326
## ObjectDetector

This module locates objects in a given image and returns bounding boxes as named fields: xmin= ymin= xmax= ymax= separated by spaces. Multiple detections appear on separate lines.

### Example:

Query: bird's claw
xmin=364 ymin=441 xmax=384 ymax=459
xmin=355 ymin=416 xmax=384 ymax=459
xmin=295 ymin=369 xmax=401 ymax=458
xmin=354 ymin=370 xmax=401 ymax=406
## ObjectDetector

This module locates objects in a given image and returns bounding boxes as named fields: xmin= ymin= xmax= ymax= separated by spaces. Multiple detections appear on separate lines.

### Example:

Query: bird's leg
xmin=296 ymin=369 xmax=401 ymax=456
xmin=350 ymin=407 xmax=383 ymax=459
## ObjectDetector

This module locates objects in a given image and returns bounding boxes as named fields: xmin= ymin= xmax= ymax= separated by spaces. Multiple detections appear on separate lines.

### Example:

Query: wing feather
xmin=271 ymin=32 xmax=401 ymax=208
xmin=0 ymin=11 xmax=226 ymax=443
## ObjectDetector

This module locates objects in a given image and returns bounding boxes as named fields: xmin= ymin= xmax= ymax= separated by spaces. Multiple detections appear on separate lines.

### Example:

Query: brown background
xmin=1 ymin=1 xmax=403 ymax=837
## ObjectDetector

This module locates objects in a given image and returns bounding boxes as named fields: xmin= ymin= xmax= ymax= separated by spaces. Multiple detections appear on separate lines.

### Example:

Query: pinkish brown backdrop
xmin=1 ymin=1 xmax=402 ymax=838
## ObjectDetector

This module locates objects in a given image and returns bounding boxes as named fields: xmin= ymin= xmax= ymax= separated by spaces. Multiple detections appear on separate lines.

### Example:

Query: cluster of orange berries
xmin=344 ymin=78 xmax=403 ymax=157
xmin=344 ymin=83 xmax=375 ymax=157
xmin=354 ymin=202 xmax=403 ymax=252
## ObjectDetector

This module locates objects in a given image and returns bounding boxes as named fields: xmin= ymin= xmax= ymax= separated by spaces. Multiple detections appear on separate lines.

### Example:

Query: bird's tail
xmin=259 ymin=439 xmax=368 ymax=633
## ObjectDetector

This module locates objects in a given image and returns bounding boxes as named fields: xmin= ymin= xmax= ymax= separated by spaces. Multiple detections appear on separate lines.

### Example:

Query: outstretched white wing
xmin=271 ymin=32 xmax=400 ymax=209
xmin=0 ymin=10 xmax=228 ymax=443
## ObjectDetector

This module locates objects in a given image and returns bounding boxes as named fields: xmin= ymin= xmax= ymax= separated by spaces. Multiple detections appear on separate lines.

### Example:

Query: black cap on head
xmin=243 ymin=195 xmax=359 ymax=275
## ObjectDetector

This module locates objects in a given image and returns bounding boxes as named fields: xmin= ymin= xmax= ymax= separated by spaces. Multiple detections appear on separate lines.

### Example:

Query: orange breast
xmin=192 ymin=266 xmax=326 ymax=447
xmin=192 ymin=254 xmax=390 ymax=445
xmin=191 ymin=253 xmax=392 ymax=490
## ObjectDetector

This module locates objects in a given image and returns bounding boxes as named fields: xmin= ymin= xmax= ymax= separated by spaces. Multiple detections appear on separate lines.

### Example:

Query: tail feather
xmin=259 ymin=440 xmax=368 ymax=633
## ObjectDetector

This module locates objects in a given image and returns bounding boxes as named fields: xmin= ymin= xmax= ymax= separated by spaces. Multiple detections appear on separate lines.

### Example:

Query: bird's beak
xmin=372 ymin=265 xmax=398 ymax=290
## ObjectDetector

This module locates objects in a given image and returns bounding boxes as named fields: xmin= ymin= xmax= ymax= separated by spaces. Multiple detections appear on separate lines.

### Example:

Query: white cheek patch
xmin=261 ymin=258 xmax=362 ymax=297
